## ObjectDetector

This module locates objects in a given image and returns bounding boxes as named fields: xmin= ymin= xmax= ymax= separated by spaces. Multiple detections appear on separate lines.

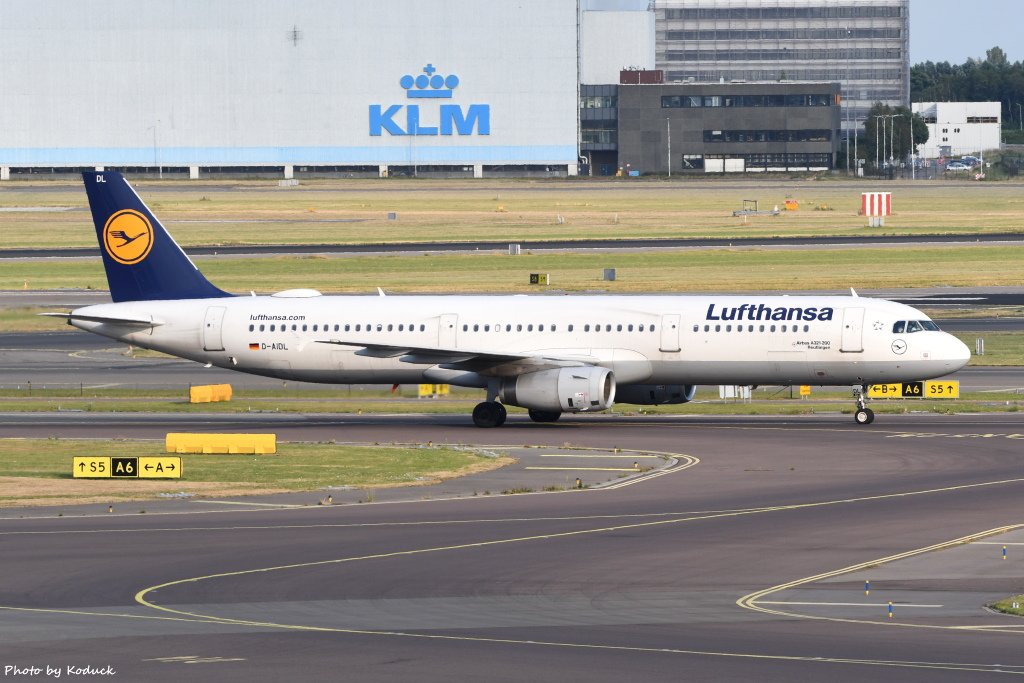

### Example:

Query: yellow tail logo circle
xmin=103 ymin=210 xmax=154 ymax=265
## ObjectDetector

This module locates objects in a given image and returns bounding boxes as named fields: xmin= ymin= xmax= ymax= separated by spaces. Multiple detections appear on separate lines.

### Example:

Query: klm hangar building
xmin=0 ymin=0 xmax=581 ymax=179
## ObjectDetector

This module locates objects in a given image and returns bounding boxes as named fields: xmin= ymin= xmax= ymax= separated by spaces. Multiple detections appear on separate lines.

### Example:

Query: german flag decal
xmin=249 ymin=343 xmax=260 ymax=351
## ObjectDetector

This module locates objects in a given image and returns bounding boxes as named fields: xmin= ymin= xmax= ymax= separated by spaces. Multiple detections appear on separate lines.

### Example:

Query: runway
xmin=1 ymin=413 xmax=1023 ymax=681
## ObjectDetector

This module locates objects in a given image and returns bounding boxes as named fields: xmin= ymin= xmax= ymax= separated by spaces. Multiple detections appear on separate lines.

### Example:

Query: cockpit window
xmin=892 ymin=321 xmax=905 ymax=334
xmin=906 ymin=320 xmax=923 ymax=333
xmin=921 ymin=320 xmax=940 ymax=331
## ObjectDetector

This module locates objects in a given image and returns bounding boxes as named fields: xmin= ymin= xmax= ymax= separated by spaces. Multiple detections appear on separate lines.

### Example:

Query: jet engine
xmin=615 ymin=384 xmax=697 ymax=405
xmin=500 ymin=367 xmax=615 ymax=413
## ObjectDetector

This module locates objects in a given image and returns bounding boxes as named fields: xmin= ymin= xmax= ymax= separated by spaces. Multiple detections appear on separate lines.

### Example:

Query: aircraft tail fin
xmin=81 ymin=171 xmax=231 ymax=302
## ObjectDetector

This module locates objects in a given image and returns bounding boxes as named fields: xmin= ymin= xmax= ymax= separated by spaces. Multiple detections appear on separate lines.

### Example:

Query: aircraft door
xmin=659 ymin=314 xmax=681 ymax=352
xmin=840 ymin=307 xmax=865 ymax=353
xmin=203 ymin=306 xmax=227 ymax=352
xmin=438 ymin=313 xmax=458 ymax=348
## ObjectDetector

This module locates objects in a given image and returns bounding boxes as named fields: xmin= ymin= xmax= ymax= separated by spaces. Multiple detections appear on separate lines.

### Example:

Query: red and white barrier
xmin=861 ymin=192 xmax=892 ymax=226
xmin=861 ymin=192 xmax=892 ymax=216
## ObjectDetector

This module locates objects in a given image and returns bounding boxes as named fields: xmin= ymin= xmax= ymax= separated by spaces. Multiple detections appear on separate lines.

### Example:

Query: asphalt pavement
xmin=1 ymin=413 xmax=1023 ymax=681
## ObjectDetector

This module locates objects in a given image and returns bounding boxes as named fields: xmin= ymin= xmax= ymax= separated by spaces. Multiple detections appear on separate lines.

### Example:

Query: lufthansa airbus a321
xmin=52 ymin=172 xmax=970 ymax=427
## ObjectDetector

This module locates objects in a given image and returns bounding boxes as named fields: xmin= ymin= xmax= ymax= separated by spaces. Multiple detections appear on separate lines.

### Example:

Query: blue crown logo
xmin=400 ymin=64 xmax=459 ymax=99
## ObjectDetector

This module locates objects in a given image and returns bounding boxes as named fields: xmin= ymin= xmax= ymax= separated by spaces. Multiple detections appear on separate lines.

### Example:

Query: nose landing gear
xmin=853 ymin=384 xmax=874 ymax=425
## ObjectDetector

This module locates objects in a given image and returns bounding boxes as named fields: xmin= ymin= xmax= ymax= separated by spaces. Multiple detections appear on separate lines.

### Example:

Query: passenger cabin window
xmin=248 ymin=324 xmax=254 ymax=332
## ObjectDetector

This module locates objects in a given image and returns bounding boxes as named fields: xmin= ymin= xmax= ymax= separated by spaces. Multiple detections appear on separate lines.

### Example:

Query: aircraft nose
xmin=946 ymin=333 xmax=971 ymax=369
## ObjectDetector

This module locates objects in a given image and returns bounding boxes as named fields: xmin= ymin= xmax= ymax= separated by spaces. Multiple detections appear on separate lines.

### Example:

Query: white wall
xmin=0 ymin=0 xmax=578 ymax=166
xmin=581 ymin=10 xmax=656 ymax=85
xmin=912 ymin=102 xmax=1002 ymax=159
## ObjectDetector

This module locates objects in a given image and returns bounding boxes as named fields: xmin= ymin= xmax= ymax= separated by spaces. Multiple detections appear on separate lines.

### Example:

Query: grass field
xmin=0 ymin=438 xmax=510 ymax=507
xmin=989 ymin=595 xmax=1024 ymax=617
xmin=2 ymin=178 xmax=1024 ymax=250
xmin=6 ymin=244 xmax=1024 ymax=294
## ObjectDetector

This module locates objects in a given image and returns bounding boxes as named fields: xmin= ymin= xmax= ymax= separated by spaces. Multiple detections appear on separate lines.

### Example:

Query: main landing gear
xmin=472 ymin=401 xmax=506 ymax=428
xmin=853 ymin=384 xmax=874 ymax=425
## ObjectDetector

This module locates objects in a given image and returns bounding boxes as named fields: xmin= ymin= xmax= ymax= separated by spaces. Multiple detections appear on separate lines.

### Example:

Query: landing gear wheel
xmin=472 ymin=401 xmax=504 ymax=428
xmin=854 ymin=408 xmax=875 ymax=425
xmin=528 ymin=409 xmax=561 ymax=423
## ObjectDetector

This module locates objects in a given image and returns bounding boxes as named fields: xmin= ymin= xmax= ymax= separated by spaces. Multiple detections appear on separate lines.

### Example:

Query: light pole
xmin=904 ymin=114 xmax=915 ymax=180
xmin=890 ymin=113 xmax=903 ymax=174
xmin=874 ymin=115 xmax=884 ymax=172
xmin=146 ymin=121 xmax=161 ymax=179
xmin=853 ymin=115 xmax=858 ymax=175
xmin=1018 ymin=103 xmax=1022 ymax=131
xmin=844 ymin=105 xmax=850 ymax=174
xmin=666 ymin=118 xmax=672 ymax=177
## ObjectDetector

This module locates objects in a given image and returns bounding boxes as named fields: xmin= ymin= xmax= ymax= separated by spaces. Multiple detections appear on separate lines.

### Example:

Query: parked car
xmin=945 ymin=162 xmax=971 ymax=171
xmin=961 ymin=156 xmax=981 ymax=167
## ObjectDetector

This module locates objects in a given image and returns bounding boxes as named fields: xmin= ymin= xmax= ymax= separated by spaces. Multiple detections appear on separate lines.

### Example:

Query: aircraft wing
xmin=315 ymin=339 xmax=597 ymax=374
xmin=40 ymin=312 xmax=163 ymax=327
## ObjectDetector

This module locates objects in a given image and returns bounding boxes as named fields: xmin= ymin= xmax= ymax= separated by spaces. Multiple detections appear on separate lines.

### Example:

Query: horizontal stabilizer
xmin=40 ymin=312 xmax=162 ymax=327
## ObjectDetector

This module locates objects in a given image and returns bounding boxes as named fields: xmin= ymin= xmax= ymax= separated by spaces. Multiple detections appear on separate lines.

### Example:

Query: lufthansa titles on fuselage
xmin=705 ymin=303 xmax=835 ymax=322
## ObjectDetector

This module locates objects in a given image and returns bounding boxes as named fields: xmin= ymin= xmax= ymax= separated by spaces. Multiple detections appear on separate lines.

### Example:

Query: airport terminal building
xmin=0 ymin=0 xmax=581 ymax=179
xmin=0 ymin=1 xmax=872 ymax=178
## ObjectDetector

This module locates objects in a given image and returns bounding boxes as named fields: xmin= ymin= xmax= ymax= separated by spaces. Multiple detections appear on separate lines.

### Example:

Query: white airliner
xmin=54 ymin=171 xmax=970 ymax=427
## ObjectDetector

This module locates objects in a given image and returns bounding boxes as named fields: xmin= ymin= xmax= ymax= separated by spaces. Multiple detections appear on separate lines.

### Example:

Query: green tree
xmin=911 ymin=46 xmax=1024 ymax=124
xmin=862 ymin=103 xmax=928 ymax=169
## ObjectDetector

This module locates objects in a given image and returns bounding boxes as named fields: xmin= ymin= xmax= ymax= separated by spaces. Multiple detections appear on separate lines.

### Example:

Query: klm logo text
xmin=369 ymin=104 xmax=490 ymax=136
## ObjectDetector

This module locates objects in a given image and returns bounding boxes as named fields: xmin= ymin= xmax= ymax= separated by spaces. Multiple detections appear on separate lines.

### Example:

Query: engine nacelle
xmin=615 ymin=384 xmax=697 ymax=406
xmin=500 ymin=367 xmax=615 ymax=413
